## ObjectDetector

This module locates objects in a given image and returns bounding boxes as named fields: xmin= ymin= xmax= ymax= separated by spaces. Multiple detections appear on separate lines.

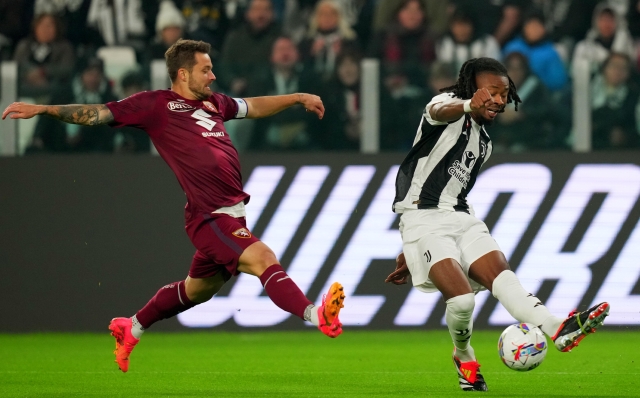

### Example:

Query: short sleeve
xmin=105 ymin=91 xmax=158 ymax=130
xmin=216 ymin=93 xmax=246 ymax=121
xmin=424 ymin=93 xmax=458 ymax=126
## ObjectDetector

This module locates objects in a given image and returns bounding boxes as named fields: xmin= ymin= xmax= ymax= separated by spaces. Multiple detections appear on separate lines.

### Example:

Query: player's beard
xmin=188 ymin=77 xmax=210 ymax=100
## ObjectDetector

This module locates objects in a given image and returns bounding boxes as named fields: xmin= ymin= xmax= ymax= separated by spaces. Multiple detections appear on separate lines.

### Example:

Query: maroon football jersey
xmin=106 ymin=90 xmax=250 ymax=220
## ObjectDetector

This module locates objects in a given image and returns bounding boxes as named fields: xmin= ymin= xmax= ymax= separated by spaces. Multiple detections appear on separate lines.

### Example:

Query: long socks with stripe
xmin=133 ymin=281 xmax=196 ymax=337
xmin=259 ymin=264 xmax=313 ymax=321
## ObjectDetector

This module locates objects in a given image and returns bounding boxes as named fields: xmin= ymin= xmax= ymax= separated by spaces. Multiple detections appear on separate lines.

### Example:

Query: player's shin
xmin=135 ymin=280 xmax=197 ymax=333
xmin=446 ymin=293 xmax=476 ymax=362
xmin=491 ymin=270 xmax=562 ymax=336
xmin=260 ymin=264 xmax=313 ymax=320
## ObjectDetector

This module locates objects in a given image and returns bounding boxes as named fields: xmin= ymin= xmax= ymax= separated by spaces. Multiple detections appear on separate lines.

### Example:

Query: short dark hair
xmin=165 ymin=39 xmax=211 ymax=82
xmin=440 ymin=57 xmax=522 ymax=111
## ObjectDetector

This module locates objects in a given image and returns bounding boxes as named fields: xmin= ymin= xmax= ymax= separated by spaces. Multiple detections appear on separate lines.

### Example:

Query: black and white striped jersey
xmin=393 ymin=93 xmax=493 ymax=215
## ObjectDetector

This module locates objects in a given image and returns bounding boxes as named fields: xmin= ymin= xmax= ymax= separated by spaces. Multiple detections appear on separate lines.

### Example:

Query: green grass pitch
xmin=1 ymin=330 xmax=638 ymax=397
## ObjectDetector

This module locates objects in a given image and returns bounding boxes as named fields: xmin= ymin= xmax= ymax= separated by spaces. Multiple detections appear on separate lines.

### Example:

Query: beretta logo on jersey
xmin=232 ymin=228 xmax=252 ymax=238
xmin=202 ymin=101 xmax=218 ymax=113
xmin=167 ymin=101 xmax=196 ymax=112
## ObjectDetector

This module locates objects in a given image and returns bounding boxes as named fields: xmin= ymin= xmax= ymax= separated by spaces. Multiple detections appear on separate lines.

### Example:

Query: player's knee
xmin=185 ymin=277 xmax=225 ymax=303
xmin=446 ymin=292 xmax=475 ymax=318
xmin=491 ymin=269 xmax=517 ymax=299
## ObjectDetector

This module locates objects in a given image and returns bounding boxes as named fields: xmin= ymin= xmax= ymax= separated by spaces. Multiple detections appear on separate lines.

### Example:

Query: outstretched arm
xmin=2 ymin=102 xmax=114 ymax=126
xmin=244 ymin=93 xmax=324 ymax=119
xmin=429 ymin=88 xmax=494 ymax=123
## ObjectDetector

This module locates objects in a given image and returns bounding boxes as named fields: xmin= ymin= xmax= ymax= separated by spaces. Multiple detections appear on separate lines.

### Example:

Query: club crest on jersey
xmin=462 ymin=151 xmax=477 ymax=169
xmin=232 ymin=228 xmax=252 ymax=238
xmin=167 ymin=101 xmax=195 ymax=112
xmin=480 ymin=141 xmax=487 ymax=158
xmin=202 ymin=101 xmax=218 ymax=113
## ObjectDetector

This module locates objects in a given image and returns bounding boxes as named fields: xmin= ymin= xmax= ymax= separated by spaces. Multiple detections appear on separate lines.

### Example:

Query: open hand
xmin=2 ymin=102 xmax=43 ymax=120
xmin=385 ymin=252 xmax=410 ymax=285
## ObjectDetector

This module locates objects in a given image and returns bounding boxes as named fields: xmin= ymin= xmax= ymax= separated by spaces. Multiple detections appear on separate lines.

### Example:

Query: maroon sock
xmin=135 ymin=280 xmax=196 ymax=329
xmin=259 ymin=264 xmax=312 ymax=320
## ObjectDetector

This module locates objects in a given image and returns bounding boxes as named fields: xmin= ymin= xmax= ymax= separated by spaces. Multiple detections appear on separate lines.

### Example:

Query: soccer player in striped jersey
xmin=385 ymin=57 xmax=610 ymax=392
xmin=2 ymin=39 xmax=345 ymax=373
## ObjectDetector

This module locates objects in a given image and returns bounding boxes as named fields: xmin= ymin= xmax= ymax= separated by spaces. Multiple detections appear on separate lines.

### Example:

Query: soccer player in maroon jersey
xmin=2 ymin=39 xmax=345 ymax=373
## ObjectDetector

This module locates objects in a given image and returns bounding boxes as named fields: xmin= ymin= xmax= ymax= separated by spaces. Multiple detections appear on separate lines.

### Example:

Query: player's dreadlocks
xmin=440 ymin=57 xmax=521 ymax=111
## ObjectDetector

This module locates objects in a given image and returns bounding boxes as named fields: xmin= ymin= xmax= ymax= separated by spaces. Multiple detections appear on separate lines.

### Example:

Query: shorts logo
xmin=232 ymin=228 xmax=252 ymax=238
xmin=202 ymin=101 xmax=218 ymax=113
xmin=167 ymin=101 xmax=196 ymax=112
xmin=424 ymin=250 xmax=432 ymax=262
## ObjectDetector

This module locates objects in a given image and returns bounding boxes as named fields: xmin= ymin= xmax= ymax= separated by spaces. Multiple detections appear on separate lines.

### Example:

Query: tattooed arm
xmin=2 ymin=102 xmax=114 ymax=125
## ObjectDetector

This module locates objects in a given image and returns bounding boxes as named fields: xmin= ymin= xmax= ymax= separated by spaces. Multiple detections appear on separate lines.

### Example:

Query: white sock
xmin=304 ymin=304 xmax=320 ymax=326
xmin=492 ymin=270 xmax=562 ymax=336
xmin=130 ymin=315 xmax=145 ymax=339
xmin=446 ymin=293 xmax=476 ymax=362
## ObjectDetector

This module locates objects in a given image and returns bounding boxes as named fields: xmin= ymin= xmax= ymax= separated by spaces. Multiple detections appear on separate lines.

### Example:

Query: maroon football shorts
xmin=186 ymin=213 xmax=260 ymax=280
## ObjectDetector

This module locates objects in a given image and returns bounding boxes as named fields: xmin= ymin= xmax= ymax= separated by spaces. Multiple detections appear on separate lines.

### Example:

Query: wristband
xmin=463 ymin=100 xmax=472 ymax=113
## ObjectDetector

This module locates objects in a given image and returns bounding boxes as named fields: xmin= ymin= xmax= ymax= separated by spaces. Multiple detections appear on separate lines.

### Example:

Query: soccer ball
xmin=498 ymin=323 xmax=548 ymax=371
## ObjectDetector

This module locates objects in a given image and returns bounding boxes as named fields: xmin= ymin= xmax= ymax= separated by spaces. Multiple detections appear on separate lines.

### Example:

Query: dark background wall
xmin=1 ymin=153 xmax=639 ymax=332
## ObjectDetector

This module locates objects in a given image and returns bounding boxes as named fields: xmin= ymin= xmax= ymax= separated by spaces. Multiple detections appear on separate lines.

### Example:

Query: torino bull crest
xmin=179 ymin=159 xmax=640 ymax=329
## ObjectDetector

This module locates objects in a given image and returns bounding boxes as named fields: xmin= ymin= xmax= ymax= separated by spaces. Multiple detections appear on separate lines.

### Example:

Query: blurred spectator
xmin=372 ymin=0 xmax=449 ymax=37
xmin=299 ymin=0 xmax=359 ymax=81
xmin=491 ymin=52 xmax=566 ymax=152
xmin=13 ymin=13 xmax=75 ymax=101
xmin=248 ymin=36 xmax=316 ymax=150
xmin=0 ymin=0 xmax=32 ymax=60
xmin=368 ymin=0 xmax=436 ymax=89
xmin=313 ymin=49 xmax=363 ymax=150
xmin=572 ymin=4 xmax=636 ymax=74
xmin=27 ymin=58 xmax=117 ymax=154
xmin=425 ymin=61 xmax=456 ymax=98
xmin=347 ymin=0 xmax=377 ymax=50
xmin=281 ymin=0 xmax=317 ymax=43
xmin=533 ymin=0 xmax=599 ymax=56
xmin=147 ymin=1 xmax=187 ymax=61
xmin=628 ymin=1 xmax=640 ymax=40
xmin=218 ymin=0 xmax=280 ymax=96
xmin=436 ymin=10 xmax=501 ymax=73
xmin=449 ymin=0 xmax=528 ymax=46
xmin=381 ymin=62 xmax=456 ymax=151
xmin=590 ymin=52 xmax=639 ymax=149
xmin=174 ymin=0 xmax=230 ymax=57
xmin=503 ymin=10 xmax=568 ymax=92
xmin=114 ymin=70 xmax=151 ymax=154
xmin=86 ymin=0 xmax=147 ymax=52
xmin=34 ymin=0 xmax=104 ymax=57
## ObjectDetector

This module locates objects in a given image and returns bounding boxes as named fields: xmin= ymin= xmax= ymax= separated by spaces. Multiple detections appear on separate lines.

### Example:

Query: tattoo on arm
xmin=46 ymin=104 xmax=114 ymax=126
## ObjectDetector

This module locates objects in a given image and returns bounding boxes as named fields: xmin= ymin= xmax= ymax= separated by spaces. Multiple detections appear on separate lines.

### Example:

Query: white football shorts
xmin=399 ymin=208 xmax=501 ymax=293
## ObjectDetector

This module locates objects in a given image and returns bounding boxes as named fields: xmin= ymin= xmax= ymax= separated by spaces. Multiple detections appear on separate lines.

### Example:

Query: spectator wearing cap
xmin=27 ymin=57 xmax=117 ymax=153
xmin=503 ymin=9 xmax=568 ymax=92
xmin=13 ymin=13 xmax=75 ymax=101
xmin=147 ymin=0 xmax=187 ymax=61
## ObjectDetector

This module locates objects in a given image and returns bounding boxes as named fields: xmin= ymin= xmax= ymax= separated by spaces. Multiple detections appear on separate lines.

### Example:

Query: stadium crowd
xmin=1 ymin=0 xmax=639 ymax=153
